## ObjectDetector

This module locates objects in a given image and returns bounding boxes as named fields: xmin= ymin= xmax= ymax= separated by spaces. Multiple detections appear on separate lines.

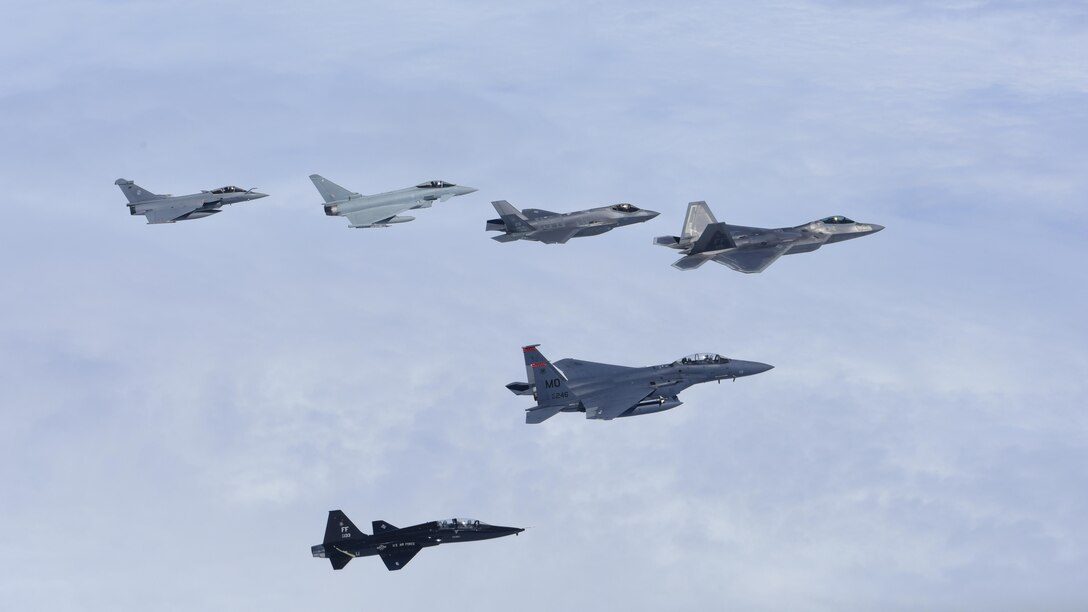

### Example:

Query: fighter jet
xmin=116 ymin=178 xmax=267 ymax=224
xmin=312 ymin=510 xmax=523 ymax=571
xmin=654 ymin=201 xmax=884 ymax=273
xmin=309 ymin=174 xmax=476 ymax=228
xmin=507 ymin=345 xmax=773 ymax=424
xmin=486 ymin=200 xmax=659 ymax=244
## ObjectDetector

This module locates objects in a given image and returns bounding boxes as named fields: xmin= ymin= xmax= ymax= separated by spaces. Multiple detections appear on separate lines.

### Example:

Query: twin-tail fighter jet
xmin=507 ymin=345 xmax=773 ymax=424
xmin=116 ymin=179 xmax=267 ymax=224
xmin=312 ymin=510 xmax=523 ymax=571
xmin=486 ymin=200 xmax=659 ymax=244
xmin=309 ymin=174 xmax=477 ymax=228
xmin=654 ymin=201 xmax=883 ymax=273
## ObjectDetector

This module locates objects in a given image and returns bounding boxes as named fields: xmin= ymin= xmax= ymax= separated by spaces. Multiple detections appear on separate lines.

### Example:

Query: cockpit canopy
xmin=439 ymin=518 xmax=481 ymax=529
xmin=820 ymin=215 xmax=855 ymax=224
xmin=611 ymin=203 xmax=640 ymax=213
xmin=210 ymin=186 xmax=247 ymax=194
xmin=416 ymin=180 xmax=455 ymax=189
xmin=674 ymin=353 xmax=729 ymax=365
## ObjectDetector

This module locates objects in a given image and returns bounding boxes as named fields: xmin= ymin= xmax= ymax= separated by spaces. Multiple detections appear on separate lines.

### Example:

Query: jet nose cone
xmin=750 ymin=362 xmax=774 ymax=375
xmin=458 ymin=186 xmax=478 ymax=195
xmin=733 ymin=361 xmax=774 ymax=377
xmin=868 ymin=224 xmax=884 ymax=233
xmin=645 ymin=210 xmax=661 ymax=219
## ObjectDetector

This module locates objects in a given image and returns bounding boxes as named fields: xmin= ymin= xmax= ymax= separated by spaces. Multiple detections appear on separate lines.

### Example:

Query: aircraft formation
xmin=113 ymin=174 xmax=882 ymax=571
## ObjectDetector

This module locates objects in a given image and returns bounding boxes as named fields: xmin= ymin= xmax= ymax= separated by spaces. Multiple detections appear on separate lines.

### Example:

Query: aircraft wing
xmin=582 ymin=385 xmax=655 ymax=420
xmin=343 ymin=203 xmax=413 ymax=227
xmin=531 ymin=227 xmax=580 ymax=244
xmin=713 ymin=244 xmax=790 ymax=274
xmin=143 ymin=201 xmax=201 ymax=224
xmin=554 ymin=358 xmax=635 ymax=382
xmin=379 ymin=547 xmax=421 ymax=571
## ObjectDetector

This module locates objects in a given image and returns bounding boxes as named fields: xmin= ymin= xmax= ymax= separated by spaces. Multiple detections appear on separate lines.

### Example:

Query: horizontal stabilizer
xmin=506 ymin=381 xmax=535 ymax=395
xmin=654 ymin=235 xmax=680 ymax=247
xmin=328 ymin=547 xmax=353 ymax=570
xmin=672 ymin=254 xmax=715 ymax=270
xmin=689 ymin=222 xmax=736 ymax=254
xmin=526 ymin=405 xmax=564 ymax=424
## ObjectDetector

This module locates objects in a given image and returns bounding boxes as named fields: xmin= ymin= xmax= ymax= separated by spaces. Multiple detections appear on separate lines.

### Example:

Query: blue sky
xmin=1 ymin=1 xmax=1086 ymax=610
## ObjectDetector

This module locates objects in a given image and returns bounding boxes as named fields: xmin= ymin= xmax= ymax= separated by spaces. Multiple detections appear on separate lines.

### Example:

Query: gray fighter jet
xmin=654 ymin=201 xmax=883 ymax=273
xmin=312 ymin=510 xmax=523 ymax=571
xmin=116 ymin=178 xmax=267 ymax=224
xmin=309 ymin=174 xmax=476 ymax=228
xmin=507 ymin=345 xmax=773 ymax=424
xmin=486 ymin=200 xmax=659 ymax=244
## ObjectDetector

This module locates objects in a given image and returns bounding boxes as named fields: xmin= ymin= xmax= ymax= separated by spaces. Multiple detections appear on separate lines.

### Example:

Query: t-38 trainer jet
xmin=310 ymin=174 xmax=476 ymax=228
xmin=486 ymin=199 xmax=659 ymax=244
xmin=116 ymin=178 xmax=267 ymax=224
xmin=655 ymin=201 xmax=883 ymax=273
xmin=312 ymin=511 xmax=523 ymax=571
xmin=507 ymin=345 xmax=773 ymax=424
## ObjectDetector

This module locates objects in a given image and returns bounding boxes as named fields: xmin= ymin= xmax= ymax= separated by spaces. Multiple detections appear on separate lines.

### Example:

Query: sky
xmin=1 ymin=0 xmax=1087 ymax=610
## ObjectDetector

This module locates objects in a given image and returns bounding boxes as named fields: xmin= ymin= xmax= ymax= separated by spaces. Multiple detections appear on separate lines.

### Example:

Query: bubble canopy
xmin=210 ymin=186 xmax=247 ymax=194
xmin=416 ymin=180 xmax=456 ymax=188
xmin=439 ymin=518 xmax=482 ymax=529
xmin=674 ymin=353 xmax=729 ymax=365
xmin=820 ymin=215 xmax=855 ymax=224
xmin=611 ymin=203 xmax=641 ymax=213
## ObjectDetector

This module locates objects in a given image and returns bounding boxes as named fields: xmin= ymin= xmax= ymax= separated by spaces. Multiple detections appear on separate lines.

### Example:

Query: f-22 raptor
xmin=507 ymin=345 xmax=773 ymax=423
xmin=655 ymin=201 xmax=883 ymax=273
xmin=486 ymin=200 xmax=659 ymax=244
xmin=115 ymin=178 xmax=267 ymax=224
xmin=312 ymin=510 xmax=523 ymax=571
xmin=310 ymin=174 xmax=476 ymax=228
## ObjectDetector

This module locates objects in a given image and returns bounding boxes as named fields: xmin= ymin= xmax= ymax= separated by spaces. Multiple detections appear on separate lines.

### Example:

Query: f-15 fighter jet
xmin=655 ymin=201 xmax=883 ymax=273
xmin=115 ymin=178 xmax=267 ymax=224
xmin=312 ymin=511 xmax=523 ymax=571
xmin=486 ymin=199 xmax=659 ymax=244
xmin=309 ymin=174 xmax=476 ymax=228
xmin=507 ymin=345 xmax=773 ymax=424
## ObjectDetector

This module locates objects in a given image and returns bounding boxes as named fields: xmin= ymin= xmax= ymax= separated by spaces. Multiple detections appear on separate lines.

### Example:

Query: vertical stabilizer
xmin=522 ymin=345 xmax=577 ymax=407
xmin=309 ymin=174 xmax=358 ymax=203
xmin=114 ymin=178 xmax=162 ymax=203
xmin=681 ymin=201 xmax=718 ymax=241
xmin=491 ymin=200 xmax=537 ymax=233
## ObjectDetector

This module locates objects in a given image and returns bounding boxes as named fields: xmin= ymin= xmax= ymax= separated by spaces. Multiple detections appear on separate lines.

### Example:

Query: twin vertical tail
xmin=488 ymin=200 xmax=537 ymax=236
xmin=314 ymin=510 xmax=369 ymax=570
xmin=521 ymin=345 xmax=577 ymax=424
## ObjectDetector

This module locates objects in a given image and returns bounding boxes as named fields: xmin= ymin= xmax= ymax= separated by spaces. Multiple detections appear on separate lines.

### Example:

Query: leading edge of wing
xmin=713 ymin=244 xmax=790 ymax=273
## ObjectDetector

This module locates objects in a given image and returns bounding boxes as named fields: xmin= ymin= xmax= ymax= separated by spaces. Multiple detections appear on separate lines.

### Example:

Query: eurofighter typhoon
xmin=655 ymin=201 xmax=883 ymax=273
xmin=507 ymin=345 xmax=773 ymax=423
xmin=312 ymin=511 xmax=523 ymax=571
xmin=486 ymin=200 xmax=659 ymax=244
xmin=309 ymin=174 xmax=476 ymax=228
xmin=116 ymin=179 xmax=267 ymax=224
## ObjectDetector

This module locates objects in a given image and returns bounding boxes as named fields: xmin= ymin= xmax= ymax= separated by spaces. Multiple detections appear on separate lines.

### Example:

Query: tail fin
xmin=325 ymin=510 xmax=367 ymax=543
xmin=520 ymin=346 xmax=578 ymax=422
xmin=114 ymin=178 xmax=162 ymax=203
xmin=681 ymin=201 xmax=718 ymax=241
xmin=491 ymin=200 xmax=537 ymax=234
xmin=309 ymin=174 xmax=358 ymax=203
xmin=318 ymin=510 xmax=367 ymax=570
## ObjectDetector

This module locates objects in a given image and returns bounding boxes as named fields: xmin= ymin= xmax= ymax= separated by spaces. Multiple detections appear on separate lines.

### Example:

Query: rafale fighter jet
xmin=309 ymin=174 xmax=476 ymax=228
xmin=312 ymin=510 xmax=523 ymax=571
xmin=654 ymin=201 xmax=883 ymax=273
xmin=115 ymin=178 xmax=267 ymax=224
xmin=506 ymin=345 xmax=773 ymax=424
xmin=486 ymin=199 xmax=659 ymax=244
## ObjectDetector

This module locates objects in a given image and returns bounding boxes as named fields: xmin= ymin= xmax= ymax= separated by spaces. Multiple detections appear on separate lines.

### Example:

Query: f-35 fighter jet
xmin=309 ymin=174 xmax=476 ymax=228
xmin=312 ymin=510 xmax=523 ymax=571
xmin=486 ymin=200 xmax=659 ymax=244
xmin=116 ymin=178 xmax=267 ymax=224
xmin=507 ymin=345 xmax=773 ymax=424
xmin=655 ymin=201 xmax=883 ymax=273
